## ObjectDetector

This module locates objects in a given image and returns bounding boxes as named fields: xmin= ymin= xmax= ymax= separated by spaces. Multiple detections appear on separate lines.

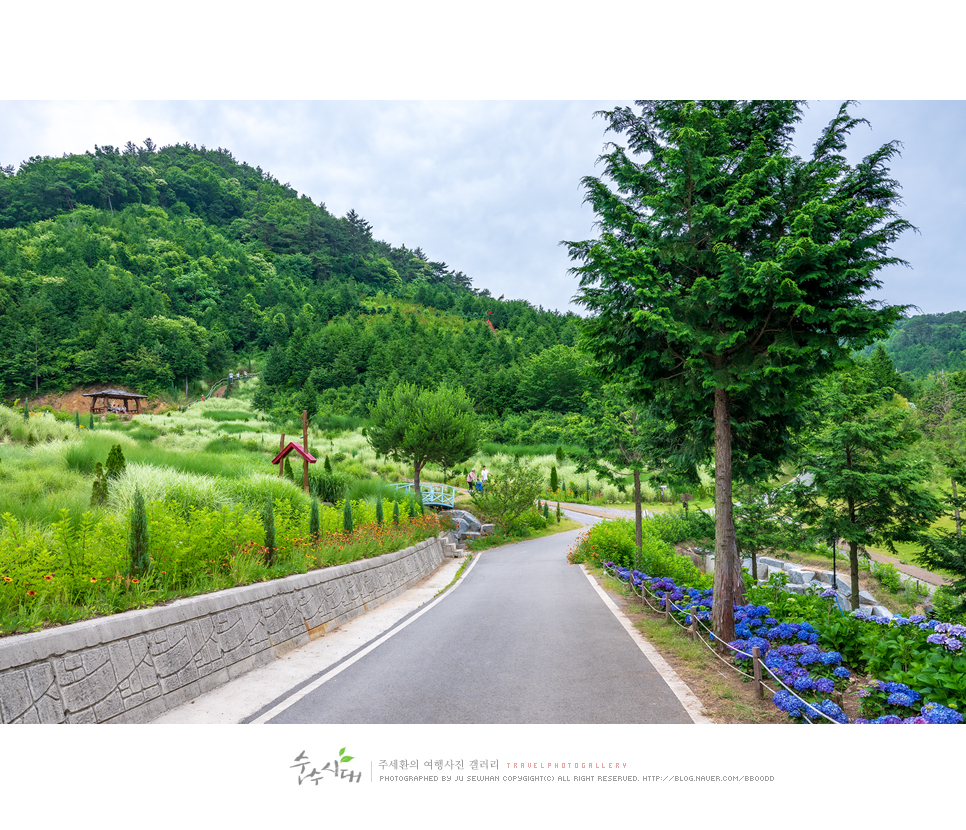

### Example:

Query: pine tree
xmin=105 ymin=444 xmax=126 ymax=479
xmin=569 ymin=100 xmax=913 ymax=645
xmin=310 ymin=497 xmax=320 ymax=543
xmin=90 ymin=462 xmax=108 ymax=507
xmin=128 ymin=487 xmax=150 ymax=577
xmin=263 ymin=497 xmax=276 ymax=565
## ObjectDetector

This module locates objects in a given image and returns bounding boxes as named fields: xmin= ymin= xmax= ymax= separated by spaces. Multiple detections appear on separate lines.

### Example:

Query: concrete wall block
xmin=0 ymin=538 xmax=446 ymax=723
xmin=59 ymin=650 xmax=120 ymax=716
xmin=151 ymin=628 xmax=199 ymax=691
xmin=0 ymin=669 xmax=32 ymax=723
xmin=93 ymin=689 xmax=126 ymax=722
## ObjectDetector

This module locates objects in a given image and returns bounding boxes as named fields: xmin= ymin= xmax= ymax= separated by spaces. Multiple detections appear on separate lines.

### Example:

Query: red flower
xmin=26 ymin=590 xmax=36 ymax=596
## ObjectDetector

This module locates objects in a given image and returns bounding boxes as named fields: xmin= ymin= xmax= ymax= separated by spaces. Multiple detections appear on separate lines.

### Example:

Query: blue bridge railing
xmin=390 ymin=482 xmax=457 ymax=508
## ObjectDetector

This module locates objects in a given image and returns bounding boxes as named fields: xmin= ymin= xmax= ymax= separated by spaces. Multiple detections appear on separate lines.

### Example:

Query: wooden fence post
xmin=752 ymin=646 xmax=763 ymax=700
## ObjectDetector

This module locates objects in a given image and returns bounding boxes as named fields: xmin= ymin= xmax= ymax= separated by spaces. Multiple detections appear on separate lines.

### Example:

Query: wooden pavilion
xmin=83 ymin=389 xmax=149 ymax=416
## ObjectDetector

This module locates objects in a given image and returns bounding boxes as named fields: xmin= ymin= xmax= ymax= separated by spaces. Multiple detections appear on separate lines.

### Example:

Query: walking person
xmin=466 ymin=469 xmax=476 ymax=494
xmin=480 ymin=465 xmax=488 ymax=491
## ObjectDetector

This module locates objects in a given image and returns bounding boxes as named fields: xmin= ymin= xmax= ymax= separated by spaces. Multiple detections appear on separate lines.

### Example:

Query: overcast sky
xmin=2 ymin=99 xmax=963 ymax=317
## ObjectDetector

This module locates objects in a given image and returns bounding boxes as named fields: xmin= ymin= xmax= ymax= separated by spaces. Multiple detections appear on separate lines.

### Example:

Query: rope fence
xmin=604 ymin=564 xmax=847 ymax=724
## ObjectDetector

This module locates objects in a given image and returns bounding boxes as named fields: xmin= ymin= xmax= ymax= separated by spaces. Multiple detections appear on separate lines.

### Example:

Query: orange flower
xmin=90 ymin=577 xmax=97 ymax=583
xmin=2 ymin=576 xmax=12 ymax=583
xmin=44 ymin=574 xmax=54 ymax=581
xmin=26 ymin=590 xmax=36 ymax=596
xmin=131 ymin=579 xmax=139 ymax=584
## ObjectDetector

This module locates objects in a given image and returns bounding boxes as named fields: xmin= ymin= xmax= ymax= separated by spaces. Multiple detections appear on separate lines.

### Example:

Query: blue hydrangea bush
xmin=603 ymin=561 xmax=963 ymax=725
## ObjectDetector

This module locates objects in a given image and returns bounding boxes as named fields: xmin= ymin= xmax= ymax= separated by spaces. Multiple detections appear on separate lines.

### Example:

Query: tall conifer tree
xmin=568 ymin=101 xmax=911 ymax=645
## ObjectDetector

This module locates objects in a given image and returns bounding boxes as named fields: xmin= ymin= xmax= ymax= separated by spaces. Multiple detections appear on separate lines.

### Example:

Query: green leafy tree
xmin=471 ymin=456 xmax=544 ymax=533
xmin=571 ymin=383 xmax=651 ymax=567
xmin=128 ymin=487 xmax=151 ymax=577
xmin=567 ymin=100 xmax=912 ymax=645
xmin=916 ymin=492 xmax=966 ymax=616
xmin=788 ymin=366 xmax=941 ymax=609
xmin=366 ymin=382 xmax=478 ymax=489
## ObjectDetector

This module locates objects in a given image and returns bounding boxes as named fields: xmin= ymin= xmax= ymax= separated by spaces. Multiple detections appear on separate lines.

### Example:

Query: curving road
xmin=235 ymin=521 xmax=703 ymax=724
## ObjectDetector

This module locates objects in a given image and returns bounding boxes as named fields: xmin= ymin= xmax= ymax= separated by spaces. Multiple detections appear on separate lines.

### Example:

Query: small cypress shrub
xmin=556 ymin=502 xmax=561 ymax=523
xmin=556 ymin=445 xmax=565 ymax=463
xmin=128 ymin=487 xmax=150 ymax=577
xmin=408 ymin=496 xmax=417 ymax=519
xmin=343 ymin=498 xmax=353 ymax=533
xmin=392 ymin=500 xmax=400 ymax=525
xmin=550 ymin=465 xmax=558 ymax=493
xmin=310 ymin=497 xmax=320 ymax=542
xmin=75 ymin=410 xmax=80 ymax=429
xmin=263 ymin=497 xmax=276 ymax=565
xmin=106 ymin=444 xmax=126 ymax=479
xmin=90 ymin=462 xmax=108 ymax=507
xmin=89 ymin=413 xmax=95 ymax=430
xmin=543 ymin=501 xmax=550 ymax=519
xmin=376 ymin=493 xmax=384 ymax=525
xmin=324 ymin=455 xmax=332 ymax=473
xmin=284 ymin=457 xmax=295 ymax=482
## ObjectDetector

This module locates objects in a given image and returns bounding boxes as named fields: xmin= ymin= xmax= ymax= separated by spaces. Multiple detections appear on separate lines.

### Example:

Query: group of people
xmin=466 ymin=465 xmax=488 ymax=492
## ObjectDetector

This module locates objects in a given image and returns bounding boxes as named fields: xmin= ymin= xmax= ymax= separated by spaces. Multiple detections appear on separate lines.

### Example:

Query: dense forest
xmin=865 ymin=311 xmax=966 ymax=376
xmin=1 ymin=138 xmax=963 ymax=448
xmin=0 ymin=140 xmax=593 ymax=443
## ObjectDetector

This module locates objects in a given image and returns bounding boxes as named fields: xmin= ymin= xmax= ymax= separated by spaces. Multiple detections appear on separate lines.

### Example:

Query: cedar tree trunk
xmin=712 ymin=386 xmax=743 ymax=649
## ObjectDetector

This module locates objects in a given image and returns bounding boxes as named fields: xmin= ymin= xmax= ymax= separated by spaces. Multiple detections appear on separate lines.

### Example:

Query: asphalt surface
xmin=257 ymin=528 xmax=695 ymax=724
xmin=153 ymin=514 xmax=705 ymax=724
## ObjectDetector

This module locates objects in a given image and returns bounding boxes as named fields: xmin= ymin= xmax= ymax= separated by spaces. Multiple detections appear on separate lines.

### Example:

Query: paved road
xmin=242 ymin=526 xmax=697 ymax=724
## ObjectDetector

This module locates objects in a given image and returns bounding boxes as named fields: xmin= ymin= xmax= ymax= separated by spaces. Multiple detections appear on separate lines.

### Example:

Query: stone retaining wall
xmin=0 ymin=536 xmax=449 ymax=724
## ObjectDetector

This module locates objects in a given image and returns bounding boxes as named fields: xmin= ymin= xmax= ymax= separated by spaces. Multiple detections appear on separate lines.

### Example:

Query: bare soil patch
xmin=12 ymin=386 xmax=171 ymax=416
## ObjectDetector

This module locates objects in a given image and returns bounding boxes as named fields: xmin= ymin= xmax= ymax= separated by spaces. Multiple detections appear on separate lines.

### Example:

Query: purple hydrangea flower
xmin=921 ymin=703 xmax=964 ymax=724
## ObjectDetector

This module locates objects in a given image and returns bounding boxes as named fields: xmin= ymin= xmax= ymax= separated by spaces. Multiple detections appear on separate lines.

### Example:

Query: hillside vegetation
xmin=0 ymin=140 xmax=589 ymax=446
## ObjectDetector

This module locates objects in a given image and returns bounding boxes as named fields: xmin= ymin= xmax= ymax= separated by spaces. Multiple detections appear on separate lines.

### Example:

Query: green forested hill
xmin=869 ymin=311 xmax=966 ymax=377
xmin=0 ymin=140 xmax=592 ymax=444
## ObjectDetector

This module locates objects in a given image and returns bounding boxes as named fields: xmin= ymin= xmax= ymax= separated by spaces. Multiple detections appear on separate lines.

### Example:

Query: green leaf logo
xmin=339 ymin=747 xmax=354 ymax=763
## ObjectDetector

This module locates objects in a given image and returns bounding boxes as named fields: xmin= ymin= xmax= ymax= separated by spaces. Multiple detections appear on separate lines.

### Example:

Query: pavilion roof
xmin=272 ymin=441 xmax=317 ymax=465
xmin=83 ymin=389 xmax=149 ymax=398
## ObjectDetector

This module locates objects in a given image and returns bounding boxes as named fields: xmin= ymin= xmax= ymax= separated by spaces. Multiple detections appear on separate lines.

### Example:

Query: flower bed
xmin=603 ymin=561 xmax=963 ymax=725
